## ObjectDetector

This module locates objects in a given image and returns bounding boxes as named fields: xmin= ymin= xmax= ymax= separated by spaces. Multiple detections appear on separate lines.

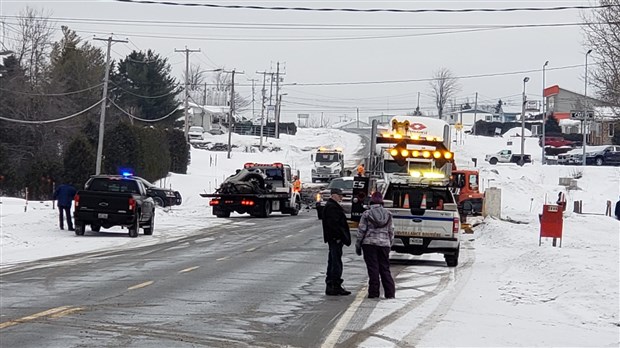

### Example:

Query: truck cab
xmin=311 ymin=148 xmax=344 ymax=183
xmin=450 ymin=169 xmax=484 ymax=217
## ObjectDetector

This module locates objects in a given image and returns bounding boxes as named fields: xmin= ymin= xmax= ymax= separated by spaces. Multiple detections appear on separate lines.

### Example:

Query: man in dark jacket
xmin=322 ymin=187 xmax=352 ymax=296
xmin=615 ymin=197 xmax=620 ymax=220
xmin=53 ymin=183 xmax=77 ymax=231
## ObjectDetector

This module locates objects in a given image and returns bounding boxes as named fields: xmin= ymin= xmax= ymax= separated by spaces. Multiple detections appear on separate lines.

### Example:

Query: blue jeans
xmin=58 ymin=205 xmax=73 ymax=230
xmin=326 ymin=241 xmax=343 ymax=283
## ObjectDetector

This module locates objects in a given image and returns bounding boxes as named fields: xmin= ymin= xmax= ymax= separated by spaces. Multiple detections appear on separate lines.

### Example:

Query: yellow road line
xmin=178 ymin=266 xmax=200 ymax=273
xmin=49 ymin=307 xmax=84 ymax=319
xmin=245 ymin=247 xmax=257 ymax=252
xmin=127 ymin=280 xmax=154 ymax=290
xmin=0 ymin=305 xmax=78 ymax=330
xmin=216 ymin=256 xmax=229 ymax=261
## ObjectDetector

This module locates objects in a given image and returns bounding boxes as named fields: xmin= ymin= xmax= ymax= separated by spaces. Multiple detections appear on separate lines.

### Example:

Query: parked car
xmin=188 ymin=126 xmax=205 ymax=141
xmin=585 ymin=145 xmax=620 ymax=166
xmin=484 ymin=149 xmax=532 ymax=165
xmin=539 ymin=136 xmax=576 ymax=148
xmin=315 ymin=177 xmax=354 ymax=219
xmin=134 ymin=176 xmax=182 ymax=207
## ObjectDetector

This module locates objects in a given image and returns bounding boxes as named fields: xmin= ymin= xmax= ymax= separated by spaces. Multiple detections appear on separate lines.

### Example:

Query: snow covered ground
xmin=1 ymin=127 xmax=619 ymax=347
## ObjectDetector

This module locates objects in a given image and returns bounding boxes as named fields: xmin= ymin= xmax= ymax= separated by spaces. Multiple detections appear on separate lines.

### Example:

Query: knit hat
xmin=370 ymin=191 xmax=384 ymax=204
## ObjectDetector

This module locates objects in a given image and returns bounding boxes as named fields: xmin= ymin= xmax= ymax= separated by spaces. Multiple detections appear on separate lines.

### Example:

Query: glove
xmin=355 ymin=246 xmax=362 ymax=256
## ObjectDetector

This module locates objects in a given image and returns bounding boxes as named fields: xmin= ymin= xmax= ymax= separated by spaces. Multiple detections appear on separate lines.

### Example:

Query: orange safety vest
xmin=293 ymin=179 xmax=301 ymax=192
xmin=357 ymin=165 xmax=365 ymax=177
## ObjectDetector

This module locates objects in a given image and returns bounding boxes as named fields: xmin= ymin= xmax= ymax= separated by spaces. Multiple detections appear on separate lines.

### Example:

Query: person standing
xmin=53 ymin=183 xmax=77 ymax=231
xmin=615 ymin=197 xmax=620 ymax=220
xmin=356 ymin=163 xmax=365 ymax=177
xmin=355 ymin=191 xmax=396 ymax=299
xmin=292 ymin=175 xmax=302 ymax=193
xmin=322 ymin=187 xmax=352 ymax=296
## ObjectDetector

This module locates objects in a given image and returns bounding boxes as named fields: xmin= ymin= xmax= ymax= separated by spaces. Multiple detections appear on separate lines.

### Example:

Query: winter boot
xmin=325 ymin=280 xmax=339 ymax=296
xmin=336 ymin=279 xmax=351 ymax=296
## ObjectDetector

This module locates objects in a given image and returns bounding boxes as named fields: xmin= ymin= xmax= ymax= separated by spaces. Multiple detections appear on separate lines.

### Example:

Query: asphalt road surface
xmin=0 ymin=209 xmax=473 ymax=347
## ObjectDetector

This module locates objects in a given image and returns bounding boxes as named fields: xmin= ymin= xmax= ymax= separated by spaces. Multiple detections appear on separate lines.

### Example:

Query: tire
xmin=445 ymin=248 xmax=460 ymax=267
xmin=595 ymin=157 xmax=604 ymax=166
xmin=290 ymin=199 xmax=301 ymax=216
xmin=143 ymin=211 xmax=154 ymax=235
xmin=215 ymin=211 xmax=231 ymax=218
xmin=489 ymin=158 xmax=498 ymax=165
xmin=74 ymin=222 xmax=85 ymax=236
xmin=91 ymin=224 xmax=101 ymax=233
xmin=261 ymin=201 xmax=271 ymax=218
xmin=128 ymin=213 xmax=139 ymax=238
xmin=153 ymin=196 xmax=165 ymax=207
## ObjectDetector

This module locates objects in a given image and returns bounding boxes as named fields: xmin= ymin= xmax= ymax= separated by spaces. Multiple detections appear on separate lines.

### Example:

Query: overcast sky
xmin=1 ymin=0 xmax=597 ymax=123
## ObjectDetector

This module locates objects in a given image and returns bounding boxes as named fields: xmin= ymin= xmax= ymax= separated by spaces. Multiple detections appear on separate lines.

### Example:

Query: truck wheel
xmin=91 ymin=224 xmax=101 ymax=233
xmin=143 ymin=213 xmax=154 ymax=235
xmin=128 ymin=213 xmax=139 ymax=238
xmin=595 ymin=157 xmax=604 ymax=166
xmin=489 ymin=158 xmax=498 ymax=165
xmin=290 ymin=199 xmax=301 ymax=216
xmin=153 ymin=197 xmax=165 ymax=207
xmin=445 ymin=249 xmax=460 ymax=267
xmin=261 ymin=202 xmax=271 ymax=218
xmin=74 ymin=222 xmax=85 ymax=236
xmin=215 ymin=211 xmax=231 ymax=218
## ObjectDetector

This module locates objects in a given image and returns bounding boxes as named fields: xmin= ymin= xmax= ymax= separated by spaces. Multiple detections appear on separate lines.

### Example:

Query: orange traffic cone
xmin=421 ymin=194 xmax=427 ymax=209
xmin=403 ymin=193 xmax=410 ymax=209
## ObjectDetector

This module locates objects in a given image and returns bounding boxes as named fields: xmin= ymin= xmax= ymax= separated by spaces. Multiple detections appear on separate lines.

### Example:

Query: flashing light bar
xmin=409 ymin=170 xmax=446 ymax=179
xmin=244 ymin=162 xmax=284 ymax=168
xmin=379 ymin=132 xmax=443 ymax=142
xmin=386 ymin=148 xmax=454 ymax=161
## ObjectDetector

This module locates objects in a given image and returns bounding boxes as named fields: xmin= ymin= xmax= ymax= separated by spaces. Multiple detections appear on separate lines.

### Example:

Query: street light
xmin=541 ymin=61 xmax=549 ymax=165
xmin=520 ymin=76 xmax=530 ymax=166
xmin=582 ymin=49 xmax=593 ymax=167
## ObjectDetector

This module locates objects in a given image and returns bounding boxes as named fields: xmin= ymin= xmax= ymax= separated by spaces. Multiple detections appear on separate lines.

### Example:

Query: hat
xmin=330 ymin=188 xmax=343 ymax=195
xmin=370 ymin=191 xmax=384 ymax=204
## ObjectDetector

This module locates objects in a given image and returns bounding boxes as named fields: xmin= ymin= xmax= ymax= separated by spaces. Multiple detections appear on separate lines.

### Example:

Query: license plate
xmin=98 ymin=213 xmax=108 ymax=219
xmin=409 ymin=238 xmax=423 ymax=245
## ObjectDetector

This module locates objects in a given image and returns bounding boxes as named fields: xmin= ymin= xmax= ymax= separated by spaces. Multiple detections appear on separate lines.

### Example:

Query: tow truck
xmin=200 ymin=162 xmax=302 ymax=218
xmin=371 ymin=116 xmax=462 ymax=267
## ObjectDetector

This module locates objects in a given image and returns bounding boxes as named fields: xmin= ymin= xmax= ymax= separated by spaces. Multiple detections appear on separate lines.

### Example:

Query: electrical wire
xmin=110 ymin=81 xmax=181 ymax=98
xmin=107 ymin=97 xmax=180 ymax=122
xmin=0 ymin=83 xmax=104 ymax=96
xmin=112 ymin=1 xmax=616 ymax=14
xmin=0 ymin=99 xmax=104 ymax=124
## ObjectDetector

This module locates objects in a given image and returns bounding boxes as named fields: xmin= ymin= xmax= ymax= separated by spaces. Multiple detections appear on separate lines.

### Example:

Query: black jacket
xmin=322 ymin=198 xmax=351 ymax=246
xmin=615 ymin=200 xmax=620 ymax=219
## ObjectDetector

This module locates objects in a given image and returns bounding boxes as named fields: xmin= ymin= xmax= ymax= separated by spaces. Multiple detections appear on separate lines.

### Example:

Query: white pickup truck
xmin=485 ymin=149 xmax=532 ymax=165
xmin=384 ymin=176 xmax=461 ymax=267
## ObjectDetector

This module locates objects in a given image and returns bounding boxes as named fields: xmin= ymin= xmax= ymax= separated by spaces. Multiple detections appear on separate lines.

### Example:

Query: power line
xmin=109 ymin=81 xmax=181 ymax=99
xmin=0 ymin=83 xmax=104 ymax=96
xmin=0 ymin=99 xmax=104 ymax=124
xmin=107 ymin=97 xmax=179 ymax=122
xmin=113 ymin=1 xmax=616 ymax=14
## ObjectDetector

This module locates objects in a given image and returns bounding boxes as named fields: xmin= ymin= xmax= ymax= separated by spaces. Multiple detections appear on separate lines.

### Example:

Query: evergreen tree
xmin=63 ymin=135 xmax=96 ymax=188
xmin=103 ymin=123 xmax=141 ymax=175
xmin=545 ymin=114 xmax=562 ymax=134
xmin=111 ymin=50 xmax=182 ymax=126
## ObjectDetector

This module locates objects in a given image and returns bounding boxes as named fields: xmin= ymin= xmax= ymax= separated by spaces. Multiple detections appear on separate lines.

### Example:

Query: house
xmin=367 ymin=114 xmax=396 ymax=126
xmin=180 ymin=101 xmax=229 ymax=132
xmin=448 ymin=108 xmax=495 ymax=126
xmin=544 ymin=85 xmax=618 ymax=145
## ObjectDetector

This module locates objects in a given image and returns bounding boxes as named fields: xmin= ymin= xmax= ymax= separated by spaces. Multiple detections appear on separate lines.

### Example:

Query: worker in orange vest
xmin=356 ymin=163 xmax=365 ymax=177
xmin=292 ymin=175 xmax=302 ymax=193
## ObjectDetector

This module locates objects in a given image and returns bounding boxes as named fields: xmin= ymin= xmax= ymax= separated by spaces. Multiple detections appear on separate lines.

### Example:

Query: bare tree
xmin=12 ymin=7 xmax=54 ymax=87
xmin=211 ymin=70 xmax=250 ymax=113
xmin=582 ymin=0 xmax=620 ymax=110
xmin=430 ymin=68 xmax=460 ymax=120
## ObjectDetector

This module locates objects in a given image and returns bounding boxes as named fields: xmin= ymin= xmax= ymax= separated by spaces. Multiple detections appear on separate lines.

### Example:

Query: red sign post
xmin=539 ymin=204 xmax=564 ymax=247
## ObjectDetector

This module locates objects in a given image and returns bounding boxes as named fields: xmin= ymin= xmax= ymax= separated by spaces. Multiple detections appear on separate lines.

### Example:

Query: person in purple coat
xmin=355 ymin=191 xmax=396 ymax=299
xmin=53 ymin=183 xmax=77 ymax=231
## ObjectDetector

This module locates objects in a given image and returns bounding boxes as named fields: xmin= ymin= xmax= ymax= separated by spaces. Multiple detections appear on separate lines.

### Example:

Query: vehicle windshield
xmin=316 ymin=153 xmax=339 ymax=163
xmin=385 ymin=185 xmax=453 ymax=209
xmin=189 ymin=127 xmax=204 ymax=133
xmin=88 ymin=178 xmax=140 ymax=194
xmin=327 ymin=179 xmax=353 ymax=190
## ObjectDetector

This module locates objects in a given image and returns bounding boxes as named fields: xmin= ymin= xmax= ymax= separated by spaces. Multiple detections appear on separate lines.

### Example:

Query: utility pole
xmin=356 ymin=107 xmax=360 ymax=128
xmin=93 ymin=35 xmax=127 ymax=175
xmin=175 ymin=47 xmax=201 ymax=142
xmin=223 ymin=69 xmax=244 ymax=159
xmin=256 ymin=71 xmax=269 ymax=151
xmin=274 ymin=62 xmax=286 ymax=139
xmin=247 ymin=78 xmax=258 ymax=124
xmin=473 ymin=92 xmax=478 ymax=135
xmin=320 ymin=112 xmax=324 ymax=128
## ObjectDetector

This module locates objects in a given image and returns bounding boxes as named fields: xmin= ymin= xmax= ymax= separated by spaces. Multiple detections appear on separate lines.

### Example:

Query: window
xmin=609 ymin=124 xmax=615 ymax=138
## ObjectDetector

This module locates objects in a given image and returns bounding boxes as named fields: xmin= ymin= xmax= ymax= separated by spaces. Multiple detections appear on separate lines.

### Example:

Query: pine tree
xmin=63 ymin=135 xmax=96 ymax=188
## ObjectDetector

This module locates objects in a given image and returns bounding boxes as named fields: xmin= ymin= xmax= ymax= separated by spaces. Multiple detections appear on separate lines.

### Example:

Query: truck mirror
xmin=310 ymin=154 xmax=314 ymax=161
xmin=472 ymin=158 xmax=477 ymax=167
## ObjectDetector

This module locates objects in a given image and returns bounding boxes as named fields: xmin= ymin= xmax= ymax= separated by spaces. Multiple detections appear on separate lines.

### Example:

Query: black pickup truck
xmin=73 ymin=175 xmax=156 ymax=238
